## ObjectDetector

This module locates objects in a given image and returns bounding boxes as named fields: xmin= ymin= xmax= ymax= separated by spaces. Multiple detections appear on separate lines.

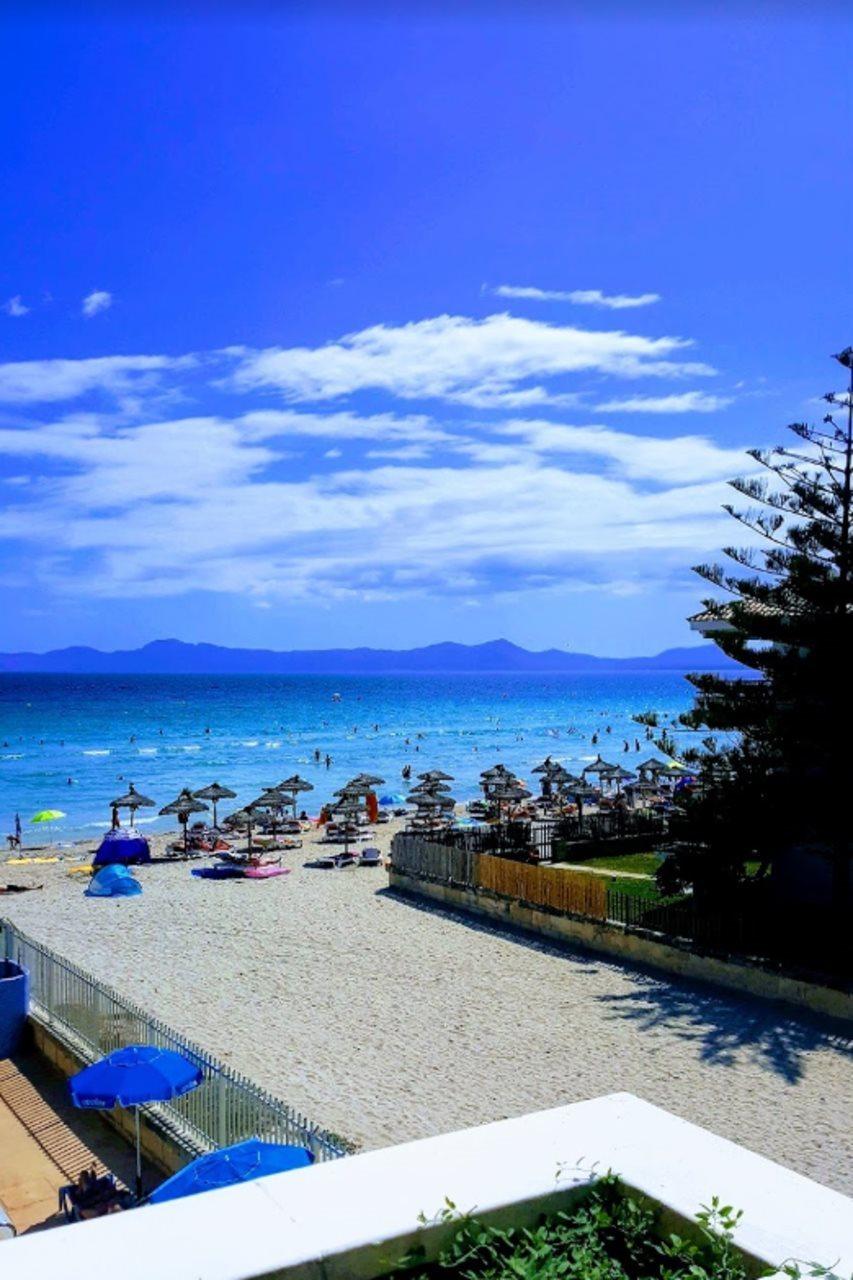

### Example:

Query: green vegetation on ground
xmin=580 ymin=852 xmax=662 ymax=877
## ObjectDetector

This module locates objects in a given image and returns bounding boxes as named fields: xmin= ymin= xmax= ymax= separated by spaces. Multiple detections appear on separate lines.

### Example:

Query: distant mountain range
xmin=0 ymin=637 xmax=740 ymax=675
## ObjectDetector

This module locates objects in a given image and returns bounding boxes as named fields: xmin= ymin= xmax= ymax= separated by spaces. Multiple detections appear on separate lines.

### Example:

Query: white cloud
xmin=237 ymin=408 xmax=452 ymax=446
xmin=492 ymin=286 xmax=661 ymax=309
xmin=594 ymin=391 xmax=733 ymax=413
xmin=491 ymin=420 xmax=748 ymax=484
xmin=230 ymin=313 xmax=712 ymax=407
xmin=3 ymin=296 xmax=30 ymax=317
xmin=0 ymin=405 xmax=745 ymax=606
xmin=0 ymin=354 xmax=193 ymax=404
xmin=81 ymin=290 xmax=113 ymax=318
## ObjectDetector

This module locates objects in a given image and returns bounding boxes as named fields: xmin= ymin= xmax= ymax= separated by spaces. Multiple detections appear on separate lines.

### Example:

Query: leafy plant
xmin=392 ymin=1176 xmax=762 ymax=1280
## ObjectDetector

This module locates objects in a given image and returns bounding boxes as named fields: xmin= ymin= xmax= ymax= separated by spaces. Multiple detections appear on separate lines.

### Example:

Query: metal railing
xmin=406 ymin=812 xmax=668 ymax=863
xmin=1 ymin=921 xmax=347 ymax=1162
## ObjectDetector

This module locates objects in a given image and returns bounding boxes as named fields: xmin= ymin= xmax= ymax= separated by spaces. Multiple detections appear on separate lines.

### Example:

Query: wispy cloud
xmin=230 ymin=313 xmax=712 ymax=407
xmin=0 ymin=354 xmax=193 ymax=404
xmin=594 ymin=391 xmax=733 ymax=414
xmin=81 ymin=289 xmax=113 ymax=318
xmin=0 ymin=403 xmax=744 ymax=607
xmin=492 ymin=285 xmax=661 ymax=309
xmin=3 ymin=296 xmax=30 ymax=317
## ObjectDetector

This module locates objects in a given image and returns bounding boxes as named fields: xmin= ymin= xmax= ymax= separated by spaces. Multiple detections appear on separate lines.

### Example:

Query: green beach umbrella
xmin=30 ymin=809 xmax=66 ymax=843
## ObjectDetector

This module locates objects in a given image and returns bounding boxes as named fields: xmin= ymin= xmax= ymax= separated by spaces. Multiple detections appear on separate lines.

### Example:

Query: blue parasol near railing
xmin=69 ymin=1045 xmax=203 ymax=1198
xmin=147 ymin=1138 xmax=314 ymax=1205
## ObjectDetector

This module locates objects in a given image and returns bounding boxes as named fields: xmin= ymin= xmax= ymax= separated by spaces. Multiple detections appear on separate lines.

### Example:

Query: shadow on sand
xmin=381 ymin=884 xmax=853 ymax=1085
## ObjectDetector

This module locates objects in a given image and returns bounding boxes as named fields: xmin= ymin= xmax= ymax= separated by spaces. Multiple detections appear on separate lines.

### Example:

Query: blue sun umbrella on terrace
xmin=148 ymin=1138 xmax=314 ymax=1205
xmin=69 ymin=1045 xmax=203 ymax=1199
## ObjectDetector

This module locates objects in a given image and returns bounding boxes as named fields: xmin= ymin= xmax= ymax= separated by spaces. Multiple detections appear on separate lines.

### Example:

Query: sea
xmin=0 ymin=673 xmax=699 ymax=841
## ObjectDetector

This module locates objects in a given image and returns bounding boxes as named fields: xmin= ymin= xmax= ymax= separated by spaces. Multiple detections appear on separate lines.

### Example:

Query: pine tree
xmin=669 ymin=349 xmax=853 ymax=916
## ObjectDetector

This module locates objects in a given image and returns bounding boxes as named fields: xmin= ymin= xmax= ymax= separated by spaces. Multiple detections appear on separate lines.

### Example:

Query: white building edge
xmin=4 ymin=1093 xmax=852 ymax=1280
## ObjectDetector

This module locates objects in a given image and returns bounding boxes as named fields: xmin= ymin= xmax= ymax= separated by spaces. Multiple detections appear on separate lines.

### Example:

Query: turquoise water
xmin=0 ymin=673 xmax=697 ymax=841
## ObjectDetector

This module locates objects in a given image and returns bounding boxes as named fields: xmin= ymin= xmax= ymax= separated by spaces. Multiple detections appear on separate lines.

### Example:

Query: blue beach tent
xmin=93 ymin=827 xmax=151 ymax=866
xmin=148 ymin=1138 xmax=314 ymax=1205
xmin=85 ymin=864 xmax=143 ymax=898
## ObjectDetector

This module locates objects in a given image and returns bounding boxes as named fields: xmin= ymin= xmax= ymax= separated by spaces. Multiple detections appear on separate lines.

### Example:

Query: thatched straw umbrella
xmin=249 ymin=788 xmax=294 ymax=841
xmin=279 ymin=775 xmax=315 ymax=817
xmin=603 ymin=764 xmax=635 ymax=795
xmin=192 ymin=782 xmax=236 ymax=829
xmin=408 ymin=780 xmax=452 ymax=795
xmin=635 ymin=757 xmax=668 ymax=780
xmin=351 ymin=772 xmax=386 ymax=788
xmin=582 ymin=755 xmax=618 ymax=779
xmin=159 ymin=789 xmax=208 ymax=855
xmin=417 ymin=769 xmax=454 ymax=782
xmin=110 ymin=782 xmax=155 ymax=830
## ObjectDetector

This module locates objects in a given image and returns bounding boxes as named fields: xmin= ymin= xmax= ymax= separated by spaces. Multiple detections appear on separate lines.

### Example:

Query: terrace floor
xmin=0 ymin=1051 xmax=157 ymax=1234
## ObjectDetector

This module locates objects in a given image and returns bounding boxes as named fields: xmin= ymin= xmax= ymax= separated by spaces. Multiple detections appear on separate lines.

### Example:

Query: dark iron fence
xmin=418 ymin=812 xmax=667 ymax=863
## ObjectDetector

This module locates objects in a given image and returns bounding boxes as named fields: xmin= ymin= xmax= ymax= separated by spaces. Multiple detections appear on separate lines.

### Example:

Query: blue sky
xmin=1 ymin=8 xmax=849 ymax=655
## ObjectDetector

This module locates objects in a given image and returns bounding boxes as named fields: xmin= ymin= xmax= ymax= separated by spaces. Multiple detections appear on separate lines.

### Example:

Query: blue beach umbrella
xmin=379 ymin=793 xmax=406 ymax=806
xmin=148 ymin=1138 xmax=314 ymax=1205
xmin=70 ymin=1045 xmax=203 ymax=1198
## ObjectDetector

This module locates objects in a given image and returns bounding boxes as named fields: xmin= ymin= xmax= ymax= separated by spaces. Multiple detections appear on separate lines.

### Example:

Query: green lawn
xmin=607 ymin=875 xmax=666 ymax=900
xmin=579 ymin=851 xmax=663 ymax=877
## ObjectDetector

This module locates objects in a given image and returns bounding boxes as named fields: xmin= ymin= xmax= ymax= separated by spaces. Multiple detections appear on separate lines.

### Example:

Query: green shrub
xmin=393 ymin=1175 xmax=757 ymax=1280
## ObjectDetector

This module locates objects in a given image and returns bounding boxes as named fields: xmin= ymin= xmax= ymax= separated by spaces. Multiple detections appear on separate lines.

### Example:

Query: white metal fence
xmin=1 ymin=920 xmax=347 ymax=1162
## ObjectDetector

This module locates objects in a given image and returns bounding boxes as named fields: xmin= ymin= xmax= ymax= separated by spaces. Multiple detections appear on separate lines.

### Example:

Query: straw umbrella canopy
xmin=110 ymin=782 xmax=155 ymax=830
xmin=480 ymin=765 xmax=517 ymax=797
xmin=408 ymin=780 xmax=452 ymax=795
xmin=562 ymin=778 xmax=597 ymax=822
xmin=488 ymin=782 xmax=531 ymax=821
xmin=603 ymin=765 xmax=635 ymax=794
xmin=333 ymin=799 xmax=364 ymax=854
xmin=192 ymin=782 xmax=236 ymax=828
xmin=582 ymin=756 xmax=618 ymax=778
xmin=332 ymin=785 xmax=363 ymax=803
xmin=278 ymin=775 xmax=315 ymax=816
xmin=635 ymin=757 xmax=668 ymax=778
xmin=249 ymin=788 xmax=294 ymax=840
xmin=350 ymin=772 xmax=386 ymax=788
xmin=159 ymin=789 xmax=208 ymax=854
xmin=417 ymin=769 xmax=454 ymax=782
xmin=530 ymin=757 xmax=560 ymax=776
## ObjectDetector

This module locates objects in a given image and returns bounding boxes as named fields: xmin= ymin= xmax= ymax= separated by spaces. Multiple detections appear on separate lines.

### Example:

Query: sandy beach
xmin=1 ymin=821 xmax=851 ymax=1196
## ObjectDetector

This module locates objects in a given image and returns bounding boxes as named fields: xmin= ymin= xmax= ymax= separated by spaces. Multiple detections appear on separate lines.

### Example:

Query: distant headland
xmin=0 ymin=637 xmax=741 ymax=675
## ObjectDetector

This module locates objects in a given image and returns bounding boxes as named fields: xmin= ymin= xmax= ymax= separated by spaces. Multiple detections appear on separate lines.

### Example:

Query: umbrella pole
xmin=135 ymin=1107 xmax=142 ymax=1200
xmin=183 ymin=818 xmax=188 ymax=856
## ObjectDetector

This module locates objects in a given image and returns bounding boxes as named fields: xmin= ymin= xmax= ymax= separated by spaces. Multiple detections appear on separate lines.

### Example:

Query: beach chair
xmin=358 ymin=847 xmax=382 ymax=867
xmin=308 ymin=852 xmax=340 ymax=869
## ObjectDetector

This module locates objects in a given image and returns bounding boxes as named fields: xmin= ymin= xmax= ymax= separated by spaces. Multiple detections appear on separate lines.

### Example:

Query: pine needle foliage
xmin=670 ymin=349 xmax=853 ymax=909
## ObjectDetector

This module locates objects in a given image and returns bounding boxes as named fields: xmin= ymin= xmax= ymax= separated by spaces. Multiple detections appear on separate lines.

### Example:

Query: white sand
xmin=2 ymin=823 xmax=851 ymax=1195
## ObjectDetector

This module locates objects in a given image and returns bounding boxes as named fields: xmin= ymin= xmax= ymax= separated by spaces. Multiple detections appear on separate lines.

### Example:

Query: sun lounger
xmin=60 ymin=1174 xmax=133 ymax=1222
xmin=358 ymin=847 xmax=382 ymax=866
